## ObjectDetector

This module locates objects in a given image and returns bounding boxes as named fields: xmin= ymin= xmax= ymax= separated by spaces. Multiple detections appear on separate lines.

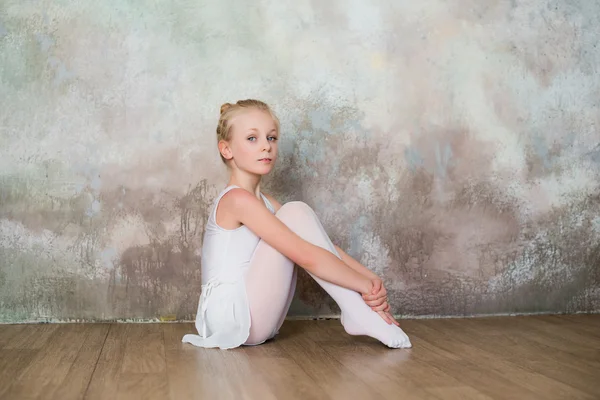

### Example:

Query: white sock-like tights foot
xmin=340 ymin=305 xmax=412 ymax=349
xmin=307 ymin=270 xmax=412 ymax=349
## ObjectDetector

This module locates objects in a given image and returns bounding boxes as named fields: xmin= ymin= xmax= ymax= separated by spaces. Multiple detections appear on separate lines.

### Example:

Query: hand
xmin=362 ymin=278 xmax=401 ymax=327
xmin=362 ymin=278 xmax=387 ymax=309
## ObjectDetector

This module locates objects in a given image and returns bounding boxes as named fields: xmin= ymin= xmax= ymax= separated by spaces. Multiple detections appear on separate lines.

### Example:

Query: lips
xmin=258 ymin=158 xmax=272 ymax=161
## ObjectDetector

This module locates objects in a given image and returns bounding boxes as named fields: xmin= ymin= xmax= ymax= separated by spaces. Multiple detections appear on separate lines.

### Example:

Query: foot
xmin=341 ymin=310 xmax=412 ymax=349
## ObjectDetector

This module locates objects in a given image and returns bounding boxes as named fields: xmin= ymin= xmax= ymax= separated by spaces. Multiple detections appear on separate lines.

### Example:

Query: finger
xmin=364 ymin=297 xmax=386 ymax=307
xmin=365 ymin=300 xmax=385 ymax=308
xmin=369 ymin=302 xmax=389 ymax=312
xmin=386 ymin=311 xmax=400 ymax=326
xmin=362 ymin=288 xmax=387 ymax=301
xmin=371 ymin=279 xmax=382 ymax=295
xmin=377 ymin=310 xmax=392 ymax=325
xmin=377 ymin=310 xmax=391 ymax=324
xmin=380 ymin=302 xmax=397 ymax=324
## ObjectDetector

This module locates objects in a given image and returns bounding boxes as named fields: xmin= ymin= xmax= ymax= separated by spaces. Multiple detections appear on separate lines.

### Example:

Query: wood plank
xmin=242 ymin=355 xmax=329 ymax=400
xmin=552 ymin=315 xmax=600 ymax=337
xmin=409 ymin=320 xmax=549 ymax=399
xmin=2 ymin=323 xmax=59 ymax=349
xmin=0 ymin=349 xmax=39 ymax=399
xmin=240 ymin=323 xmax=331 ymax=400
xmin=274 ymin=325 xmax=377 ymax=399
xmin=116 ymin=372 xmax=170 ymax=400
xmin=114 ymin=324 xmax=169 ymax=400
xmin=461 ymin=316 xmax=600 ymax=398
xmin=85 ymin=324 xmax=129 ymax=400
xmin=429 ymin=359 xmax=544 ymax=399
xmin=523 ymin=316 xmax=600 ymax=347
xmin=447 ymin=317 xmax=600 ymax=370
xmin=2 ymin=324 xmax=90 ymax=398
xmin=513 ymin=359 xmax=600 ymax=398
xmin=559 ymin=314 xmax=600 ymax=330
xmin=423 ymin=319 xmax=596 ymax=400
xmin=165 ymin=323 xmax=277 ymax=400
xmin=121 ymin=324 xmax=166 ymax=373
xmin=425 ymin=386 xmax=495 ymax=400
xmin=0 ymin=324 xmax=27 ymax=348
xmin=321 ymin=340 xmax=440 ymax=400
xmin=49 ymin=324 xmax=109 ymax=400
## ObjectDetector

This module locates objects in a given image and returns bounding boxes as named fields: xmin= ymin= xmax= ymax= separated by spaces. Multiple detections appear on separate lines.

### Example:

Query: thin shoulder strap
xmin=260 ymin=193 xmax=275 ymax=213
xmin=222 ymin=184 xmax=240 ymax=193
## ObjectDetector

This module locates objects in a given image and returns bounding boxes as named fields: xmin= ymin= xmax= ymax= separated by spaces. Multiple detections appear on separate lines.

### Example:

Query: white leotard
xmin=181 ymin=185 xmax=275 ymax=349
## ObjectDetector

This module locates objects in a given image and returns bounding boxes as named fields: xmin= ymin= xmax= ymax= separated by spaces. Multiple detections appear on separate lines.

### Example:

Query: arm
xmin=264 ymin=193 xmax=379 ymax=281
xmin=226 ymin=189 xmax=373 ymax=294
xmin=333 ymin=244 xmax=380 ymax=281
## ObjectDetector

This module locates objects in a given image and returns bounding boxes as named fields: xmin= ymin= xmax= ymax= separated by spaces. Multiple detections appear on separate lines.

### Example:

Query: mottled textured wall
xmin=1 ymin=1 xmax=599 ymax=323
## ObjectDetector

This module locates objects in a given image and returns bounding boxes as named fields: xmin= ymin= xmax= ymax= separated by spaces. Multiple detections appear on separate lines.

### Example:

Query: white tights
xmin=243 ymin=201 xmax=412 ymax=349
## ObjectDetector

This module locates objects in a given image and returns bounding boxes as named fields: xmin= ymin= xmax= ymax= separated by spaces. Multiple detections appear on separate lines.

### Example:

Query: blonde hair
xmin=216 ymin=99 xmax=280 ymax=164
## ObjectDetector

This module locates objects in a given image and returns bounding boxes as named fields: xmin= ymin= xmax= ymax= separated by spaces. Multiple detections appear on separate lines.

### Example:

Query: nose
xmin=262 ymin=138 xmax=271 ymax=152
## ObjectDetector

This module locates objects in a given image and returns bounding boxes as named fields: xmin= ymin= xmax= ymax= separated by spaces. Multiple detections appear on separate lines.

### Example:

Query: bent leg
xmin=269 ymin=201 xmax=411 ymax=349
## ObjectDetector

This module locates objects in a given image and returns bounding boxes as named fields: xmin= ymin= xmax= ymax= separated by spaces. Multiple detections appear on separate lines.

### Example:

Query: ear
xmin=218 ymin=140 xmax=233 ymax=160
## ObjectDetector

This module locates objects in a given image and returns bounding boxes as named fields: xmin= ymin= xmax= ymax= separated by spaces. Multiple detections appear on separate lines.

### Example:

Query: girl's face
xmin=224 ymin=109 xmax=279 ymax=175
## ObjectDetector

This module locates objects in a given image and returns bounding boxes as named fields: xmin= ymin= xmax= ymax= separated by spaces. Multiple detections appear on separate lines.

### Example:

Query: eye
xmin=268 ymin=136 xmax=278 ymax=141
xmin=247 ymin=137 xmax=256 ymax=141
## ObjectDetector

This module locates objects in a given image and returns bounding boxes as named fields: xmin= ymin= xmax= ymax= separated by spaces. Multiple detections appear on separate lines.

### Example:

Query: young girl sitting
xmin=182 ymin=99 xmax=412 ymax=349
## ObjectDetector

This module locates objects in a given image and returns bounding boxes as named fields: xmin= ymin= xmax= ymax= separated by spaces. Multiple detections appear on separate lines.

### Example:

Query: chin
xmin=258 ymin=164 xmax=275 ymax=175
xmin=243 ymin=165 xmax=273 ymax=176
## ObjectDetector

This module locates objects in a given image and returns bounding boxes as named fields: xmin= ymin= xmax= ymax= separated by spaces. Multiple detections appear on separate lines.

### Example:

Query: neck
xmin=227 ymin=171 xmax=262 ymax=198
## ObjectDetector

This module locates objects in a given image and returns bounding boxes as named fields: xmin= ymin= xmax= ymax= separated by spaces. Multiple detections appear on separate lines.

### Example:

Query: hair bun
xmin=220 ymin=103 xmax=233 ymax=115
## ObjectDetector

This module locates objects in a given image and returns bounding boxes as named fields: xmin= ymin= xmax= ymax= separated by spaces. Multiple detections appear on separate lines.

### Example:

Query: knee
xmin=276 ymin=201 xmax=314 ymax=219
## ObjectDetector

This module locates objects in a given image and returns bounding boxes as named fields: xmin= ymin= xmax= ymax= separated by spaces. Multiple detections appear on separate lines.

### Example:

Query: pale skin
xmin=216 ymin=108 xmax=400 ymax=326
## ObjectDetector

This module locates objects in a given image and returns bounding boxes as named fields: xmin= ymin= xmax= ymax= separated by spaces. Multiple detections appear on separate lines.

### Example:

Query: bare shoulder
xmin=216 ymin=188 xmax=263 ymax=229
xmin=219 ymin=187 xmax=258 ymax=211
xmin=262 ymin=193 xmax=282 ymax=213
xmin=220 ymin=188 xmax=277 ymax=222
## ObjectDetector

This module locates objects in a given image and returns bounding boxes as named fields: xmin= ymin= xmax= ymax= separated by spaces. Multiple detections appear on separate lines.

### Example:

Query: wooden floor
xmin=0 ymin=315 xmax=598 ymax=400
